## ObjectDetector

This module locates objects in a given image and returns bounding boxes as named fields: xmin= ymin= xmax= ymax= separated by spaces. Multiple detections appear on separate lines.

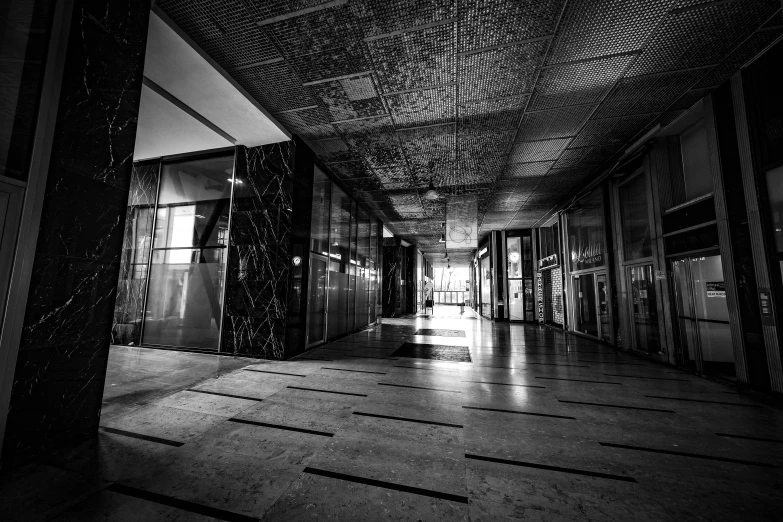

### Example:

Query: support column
xmin=1 ymin=0 xmax=150 ymax=465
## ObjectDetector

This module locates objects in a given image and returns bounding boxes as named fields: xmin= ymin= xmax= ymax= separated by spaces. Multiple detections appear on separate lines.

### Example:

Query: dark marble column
xmin=3 ymin=0 xmax=150 ymax=464
xmin=404 ymin=246 xmax=415 ymax=314
xmin=221 ymin=142 xmax=295 ymax=359
xmin=111 ymin=160 xmax=159 ymax=346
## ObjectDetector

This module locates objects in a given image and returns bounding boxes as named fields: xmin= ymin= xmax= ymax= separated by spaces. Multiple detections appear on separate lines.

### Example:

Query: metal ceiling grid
xmin=306 ymin=137 xmax=354 ymax=163
xmin=516 ymin=105 xmax=595 ymax=143
xmin=259 ymin=3 xmax=362 ymax=57
xmin=694 ymin=24 xmax=783 ymax=89
xmin=310 ymin=75 xmax=386 ymax=121
xmin=459 ymin=40 xmax=548 ymax=103
xmin=353 ymin=0 xmax=456 ymax=39
xmin=368 ymin=24 xmax=455 ymax=94
xmin=548 ymin=0 xmax=675 ymax=64
xmin=625 ymin=0 xmax=780 ymax=76
xmin=503 ymin=161 xmax=555 ymax=179
xmin=157 ymin=0 xmax=280 ymax=69
xmin=592 ymin=69 xmax=707 ymax=119
xmin=289 ymin=44 xmax=371 ymax=83
xmin=385 ymin=86 xmax=457 ymax=127
xmin=232 ymin=62 xmax=315 ymax=113
xmin=273 ymin=107 xmax=337 ymax=140
xmin=458 ymin=0 xmax=563 ymax=53
xmin=156 ymin=0 xmax=782 ymax=254
xmin=509 ymin=138 xmax=572 ymax=164
xmin=397 ymin=124 xmax=455 ymax=183
xmin=569 ymin=113 xmax=658 ymax=149
xmin=530 ymin=54 xmax=636 ymax=111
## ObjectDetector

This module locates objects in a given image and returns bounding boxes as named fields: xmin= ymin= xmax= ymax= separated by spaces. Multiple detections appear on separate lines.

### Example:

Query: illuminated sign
xmin=538 ymin=254 xmax=558 ymax=270
xmin=291 ymin=256 xmax=302 ymax=266
xmin=478 ymin=247 xmax=488 ymax=257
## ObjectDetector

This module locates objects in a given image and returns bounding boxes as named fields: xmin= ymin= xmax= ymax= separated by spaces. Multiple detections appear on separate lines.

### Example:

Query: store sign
xmin=291 ymin=256 xmax=302 ymax=267
xmin=570 ymin=241 xmax=602 ymax=268
xmin=537 ymin=273 xmax=544 ymax=323
xmin=759 ymin=289 xmax=774 ymax=325
xmin=706 ymin=281 xmax=726 ymax=298
xmin=446 ymin=195 xmax=478 ymax=249
xmin=538 ymin=254 xmax=558 ymax=270
xmin=478 ymin=247 xmax=488 ymax=257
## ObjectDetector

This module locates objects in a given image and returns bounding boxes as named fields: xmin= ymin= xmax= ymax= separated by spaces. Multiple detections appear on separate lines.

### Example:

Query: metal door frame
xmin=625 ymin=261 xmax=657 ymax=354
xmin=305 ymin=252 xmax=329 ymax=348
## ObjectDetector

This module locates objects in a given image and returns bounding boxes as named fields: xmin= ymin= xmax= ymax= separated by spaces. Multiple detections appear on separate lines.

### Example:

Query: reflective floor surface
xmin=2 ymin=306 xmax=782 ymax=521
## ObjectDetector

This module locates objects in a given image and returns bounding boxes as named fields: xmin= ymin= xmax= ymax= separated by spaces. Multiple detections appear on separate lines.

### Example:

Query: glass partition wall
xmin=117 ymin=152 xmax=381 ymax=354
xmin=141 ymin=154 xmax=233 ymax=350
xmin=307 ymin=166 xmax=381 ymax=347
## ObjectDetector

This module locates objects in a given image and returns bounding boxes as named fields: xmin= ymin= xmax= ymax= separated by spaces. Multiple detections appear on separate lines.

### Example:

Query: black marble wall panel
xmin=221 ymin=143 xmax=295 ymax=359
xmin=382 ymin=237 xmax=401 ymax=317
xmin=405 ymin=246 xmax=416 ymax=314
xmin=111 ymin=160 xmax=159 ymax=346
xmin=285 ymin=139 xmax=314 ymax=358
xmin=3 ymin=0 xmax=150 ymax=464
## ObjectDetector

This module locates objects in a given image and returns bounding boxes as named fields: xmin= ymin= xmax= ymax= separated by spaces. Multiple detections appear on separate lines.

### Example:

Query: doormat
xmin=414 ymin=329 xmax=466 ymax=337
xmin=391 ymin=343 xmax=472 ymax=363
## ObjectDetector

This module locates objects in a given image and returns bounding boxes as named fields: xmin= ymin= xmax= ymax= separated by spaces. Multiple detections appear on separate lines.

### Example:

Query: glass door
xmin=627 ymin=264 xmax=660 ymax=354
xmin=671 ymin=255 xmax=735 ymax=379
xmin=596 ymin=273 xmax=611 ymax=342
xmin=307 ymin=253 xmax=328 ymax=346
xmin=573 ymin=274 xmax=598 ymax=337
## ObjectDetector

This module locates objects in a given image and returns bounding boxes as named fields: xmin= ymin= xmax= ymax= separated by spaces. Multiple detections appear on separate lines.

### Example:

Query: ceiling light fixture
xmin=423 ymin=180 xmax=439 ymax=200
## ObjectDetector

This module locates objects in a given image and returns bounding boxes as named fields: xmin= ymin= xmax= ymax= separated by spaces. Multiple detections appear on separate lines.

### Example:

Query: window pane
xmin=141 ymin=154 xmax=232 ymax=350
xmin=680 ymin=121 xmax=713 ymax=201
xmin=619 ymin=174 xmax=652 ymax=260
xmin=766 ymin=165 xmax=783 ymax=252
xmin=327 ymin=184 xmax=351 ymax=338
xmin=507 ymin=236 xmax=522 ymax=278
xmin=567 ymin=190 xmax=605 ymax=271
xmin=310 ymin=166 xmax=331 ymax=254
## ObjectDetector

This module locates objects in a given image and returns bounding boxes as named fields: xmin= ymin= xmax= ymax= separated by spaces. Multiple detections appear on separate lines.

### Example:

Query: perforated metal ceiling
xmin=157 ymin=0 xmax=783 ymax=259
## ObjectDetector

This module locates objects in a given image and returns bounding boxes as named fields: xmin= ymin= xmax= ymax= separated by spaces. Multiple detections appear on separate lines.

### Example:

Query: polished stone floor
xmin=3 ymin=307 xmax=782 ymax=521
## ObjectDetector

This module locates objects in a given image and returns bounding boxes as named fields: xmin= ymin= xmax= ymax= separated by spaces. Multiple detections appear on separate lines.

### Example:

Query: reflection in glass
xmin=307 ymin=255 xmax=327 ymax=345
xmin=672 ymin=255 xmax=735 ymax=380
xmin=369 ymin=219 xmax=378 ymax=324
xmin=596 ymin=274 xmax=610 ymax=342
xmin=568 ymin=190 xmax=604 ymax=272
xmin=142 ymin=155 xmax=233 ymax=349
xmin=628 ymin=264 xmax=659 ymax=354
xmin=356 ymin=207 xmax=370 ymax=329
xmin=573 ymin=275 xmax=598 ymax=337
xmin=327 ymin=184 xmax=351 ymax=339
xmin=508 ymin=279 xmax=524 ymax=320
xmin=619 ymin=175 xmax=652 ymax=260
xmin=480 ymin=255 xmax=491 ymax=318
xmin=766 ymin=165 xmax=783 ymax=252
xmin=311 ymin=166 xmax=331 ymax=254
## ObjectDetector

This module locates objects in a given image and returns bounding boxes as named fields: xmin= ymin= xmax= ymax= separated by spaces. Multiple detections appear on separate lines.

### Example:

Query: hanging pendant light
xmin=424 ymin=180 xmax=439 ymax=200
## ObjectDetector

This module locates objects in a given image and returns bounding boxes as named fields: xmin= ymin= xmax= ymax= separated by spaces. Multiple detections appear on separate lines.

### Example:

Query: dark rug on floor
xmin=414 ymin=329 xmax=466 ymax=337
xmin=391 ymin=343 xmax=472 ymax=363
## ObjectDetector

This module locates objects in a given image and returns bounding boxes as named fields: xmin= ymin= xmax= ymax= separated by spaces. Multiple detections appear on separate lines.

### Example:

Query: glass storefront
xmin=619 ymin=174 xmax=652 ymax=261
xmin=141 ymin=154 xmax=233 ymax=350
xmin=480 ymin=254 xmax=491 ymax=318
xmin=627 ymin=264 xmax=660 ymax=354
xmin=566 ymin=190 xmax=610 ymax=340
xmin=506 ymin=232 xmax=534 ymax=321
xmin=306 ymin=166 xmax=380 ymax=346
xmin=672 ymin=255 xmax=735 ymax=380
xmin=115 ymin=152 xmax=381 ymax=354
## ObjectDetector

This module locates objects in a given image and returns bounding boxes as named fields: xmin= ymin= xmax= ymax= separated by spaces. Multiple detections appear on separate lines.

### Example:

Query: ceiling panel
xmin=157 ymin=0 xmax=779 ymax=254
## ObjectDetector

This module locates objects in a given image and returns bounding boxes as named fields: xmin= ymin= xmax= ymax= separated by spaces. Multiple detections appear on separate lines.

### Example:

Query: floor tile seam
xmin=301 ymin=467 xmax=470 ymax=504
xmin=642 ymin=395 xmax=767 ymax=408
xmin=715 ymin=432 xmax=783 ymax=444
xmin=555 ymin=399 xmax=676 ymax=413
xmin=106 ymin=483 xmax=259 ymax=522
xmin=463 ymin=453 xmax=638 ymax=483
xmin=98 ymin=426 xmax=185 ymax=447
xmin=227 ymin=417 xmax=335 ymax=437
xmin=598 ymin=442 xmax=779 ymax=468
xmin=184 ymin=388 xmax=266 ymax=402
xmin=377 ymin=382 xmax=463 ymax=393
xmin=242 ymin=368 xmax=308 ymax=377
xmin=461 ymin=405 xmax=576 ymax=420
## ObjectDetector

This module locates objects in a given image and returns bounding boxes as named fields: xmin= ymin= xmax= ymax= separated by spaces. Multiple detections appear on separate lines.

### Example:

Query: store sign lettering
xmin=537 ymin=273 xmax=544 ymax=323
xmin=538 ymin=254 xmax=558 ymax=270
xmin=706 ymin=281 xmax=726 ymax=298
xmin=570 ymin=241 xmax=602 ymax=266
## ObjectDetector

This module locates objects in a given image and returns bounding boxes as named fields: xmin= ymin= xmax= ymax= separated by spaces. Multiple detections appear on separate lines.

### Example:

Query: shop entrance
xmin=306 ymin=253 xmax=328 ymax=347
xmin=626 ymin=264 xmax=660 ymax=354
xmin=573 ymin=274 xmax=597 ymax=337
xmin=671 ymin=254 xmax=735 ymax=380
